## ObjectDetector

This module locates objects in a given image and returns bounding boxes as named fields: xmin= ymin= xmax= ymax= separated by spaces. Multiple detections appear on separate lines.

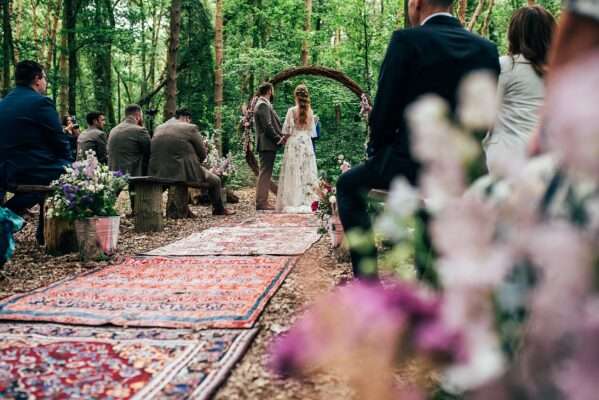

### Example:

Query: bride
xmin=276 ymin=84 xmax=319 ymax=213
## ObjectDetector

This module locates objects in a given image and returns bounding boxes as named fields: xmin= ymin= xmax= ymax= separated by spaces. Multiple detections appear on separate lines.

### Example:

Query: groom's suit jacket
xmin=368 ymin=15 xmax=500 ymax=182
xmin=254 ymin=98 xmax=283 ymax=152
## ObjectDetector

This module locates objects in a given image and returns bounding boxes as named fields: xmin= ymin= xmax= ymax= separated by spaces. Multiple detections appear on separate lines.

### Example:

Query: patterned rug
xmin=0 ymin=256 xmax=295 ymax=328
xmin=143 ymin=226 xmax=321 ymax=256
xmin=0 ymin=323 xmax=257 ymax=400
xmin=234 ymin=212 xmax=320 ymax=228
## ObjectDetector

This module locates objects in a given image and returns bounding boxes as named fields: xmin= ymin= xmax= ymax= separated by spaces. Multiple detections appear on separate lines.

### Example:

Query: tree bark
xmin=64 ymin=0 xmax=78 ymax=115
xmin=301 ymin=0 xmax=312 ymax=66
xmin=214 ymin=0 xmax=224 ymax=154
xmin=163 ymin=0 xmax=181 ymax=120
xmin=58 ymin=28 xmax=68 ymax=116
xmin=166 ymin=185 xmax=193 ymax=219
xmin=134 ymin=182 xmax=164 ymax=232
xmin=481 ymin=0 xmax=495 ymax=36
xmin=467 ymin=0 xmax=486 ymax=31
xmin=45 ymin=0 xmax=61 ymax=69
xmin=45 ymin=217 xmax=78 ymax=255
xmin=458 ymin=0 xmax=467 ymax=24
xmin=1 ymin=0 xmax=14 ymax=96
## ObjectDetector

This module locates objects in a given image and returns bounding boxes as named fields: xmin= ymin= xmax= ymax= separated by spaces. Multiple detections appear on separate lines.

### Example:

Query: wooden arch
xmin=242 ymin=66 xmax=371 ymax=194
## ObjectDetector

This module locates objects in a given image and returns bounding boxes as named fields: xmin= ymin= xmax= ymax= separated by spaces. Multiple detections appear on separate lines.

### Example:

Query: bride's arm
xmin=282 ymin=108 xmax=293 ymax=136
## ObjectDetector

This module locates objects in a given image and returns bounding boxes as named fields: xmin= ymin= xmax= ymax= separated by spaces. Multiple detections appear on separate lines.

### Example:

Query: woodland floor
xmin=1 ymin=187 xmax=433 ymax=399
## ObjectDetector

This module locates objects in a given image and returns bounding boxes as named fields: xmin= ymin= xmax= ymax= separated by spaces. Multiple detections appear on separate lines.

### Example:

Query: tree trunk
xmin=361 ymin=0 xmax=371 ymax=94
xmin=58 ymin=28 xmax=68 ymax=116
xmin=404 ymin=0 xmax=409 ymax=27
xmin=467 ymin=0 xmax=486 ymax=31
xmin=214 ymin=0 xmax=224 ymax=154
xmin=301 ymin=0 xmax=312 ymax=66
xmin=1 ymin=0 xmax=14 ymax=96
xmin=166 ymin=185 xmax=193 ymax=219
xmin=163 ymin=0 xmax=181 ymax=120
xmin=458 ymin=0 xmax=467 ymax=24
xmin=45 ymin=217 xmax=78 ymax=255
xmin=64 ymin=0 xmax=78 ymax=115
xmin=45 ymin=0 xmax=61 ymax=68
xmin=481 ymin=0 xmax=495 ymax=36
xmin=11 ymin=0 xmax=20 ymax=61
xmin=134 ymin=182 xmax=164 ymax=232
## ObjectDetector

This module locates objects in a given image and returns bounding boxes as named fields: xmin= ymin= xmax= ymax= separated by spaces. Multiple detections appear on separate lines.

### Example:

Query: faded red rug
xmin=0 ymin=323 xmax=257 ymax=399
xmin=0 ymin=256 xmax=295 ymax=328
xmin=143 ymin=226 xmax=321 ymax=256
xmin=232 ymin=212 xmax=320 ymax=228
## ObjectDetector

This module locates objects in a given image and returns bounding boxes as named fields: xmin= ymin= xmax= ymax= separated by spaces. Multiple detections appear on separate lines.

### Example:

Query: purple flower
xmin=414 ymin=320 xmax=467 ymax=363
xmin=112 ymin=170 xmax=125 ymax=178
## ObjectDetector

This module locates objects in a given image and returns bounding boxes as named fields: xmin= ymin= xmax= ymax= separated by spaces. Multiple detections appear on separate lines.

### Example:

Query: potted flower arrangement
xmin=47 ymin=150 xmax=128 ymax=260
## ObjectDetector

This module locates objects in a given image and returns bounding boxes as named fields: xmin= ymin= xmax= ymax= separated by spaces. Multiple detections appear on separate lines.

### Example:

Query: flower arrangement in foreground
xmin=312 ymin=156 xmax=351 ymax=231
xmin=269 ymin=58 xmax=599 ymax=400
xmin=47 ymin=150 xmax=128 ymax=221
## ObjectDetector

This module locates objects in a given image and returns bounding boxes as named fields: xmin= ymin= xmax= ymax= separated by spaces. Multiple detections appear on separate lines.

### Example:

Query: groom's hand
xmin=278 ymin=134 xmax=290 ymax=145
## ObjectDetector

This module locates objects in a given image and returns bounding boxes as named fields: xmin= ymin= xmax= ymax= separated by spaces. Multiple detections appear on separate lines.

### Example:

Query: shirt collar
xmin=257 ymin=96 xmax=271 ymax=106
xmin=421 ymin=12 xmax=455 ymax=26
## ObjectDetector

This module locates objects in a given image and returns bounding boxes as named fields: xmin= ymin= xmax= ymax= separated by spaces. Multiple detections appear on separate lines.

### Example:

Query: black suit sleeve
xmin=369 ymin=31 xmax=413 ymax=154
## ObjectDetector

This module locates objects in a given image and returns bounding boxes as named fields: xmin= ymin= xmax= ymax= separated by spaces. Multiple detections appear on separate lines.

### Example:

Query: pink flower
xmin=311 ymin=201 xmax=319 ymax=212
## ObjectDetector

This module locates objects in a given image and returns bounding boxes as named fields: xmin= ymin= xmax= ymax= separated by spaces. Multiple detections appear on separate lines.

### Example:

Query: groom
xmin=336 ymin=0 xmax=500 ymax=280
xmin=254 ymin=82 xmax=285 ymax=210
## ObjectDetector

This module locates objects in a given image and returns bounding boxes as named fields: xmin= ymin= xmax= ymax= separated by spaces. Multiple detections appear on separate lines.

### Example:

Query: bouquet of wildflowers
xmin=312 ymin=179 xmax=336 ymax=228
xmin=47 ymin=150 xmax=128 ymax=221
xmin=204 ymin=136 xmax=236 ymax=185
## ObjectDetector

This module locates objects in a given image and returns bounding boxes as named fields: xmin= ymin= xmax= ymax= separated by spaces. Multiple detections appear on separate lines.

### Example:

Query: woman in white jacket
xmin=484 ymin=6 xmax=555 ymax=175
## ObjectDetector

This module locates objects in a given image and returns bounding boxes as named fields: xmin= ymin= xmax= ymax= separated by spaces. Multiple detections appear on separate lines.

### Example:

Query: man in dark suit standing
xmin=336 ymin=0 xmax=501 ymax=280
xmin=0 ymin=60 xmax=73 ymax=242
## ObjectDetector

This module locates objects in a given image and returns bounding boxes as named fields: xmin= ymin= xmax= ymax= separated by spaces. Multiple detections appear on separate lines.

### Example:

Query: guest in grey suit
xmin=77 ymin=111 xmax=107 ymax=164
xmin=108 ymin=104 xmax=151 ymax=213
xmin=253 ymin=82 xmax=285 ymax=210
xmin=108 ymin=104 xmax=151 ymax=177
xmin=484 ymin=6 xmax=555 ymax=175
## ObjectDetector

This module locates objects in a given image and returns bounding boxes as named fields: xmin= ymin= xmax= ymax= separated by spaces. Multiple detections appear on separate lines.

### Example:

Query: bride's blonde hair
xmin=294 ymin=84 xmax=311 ymax=127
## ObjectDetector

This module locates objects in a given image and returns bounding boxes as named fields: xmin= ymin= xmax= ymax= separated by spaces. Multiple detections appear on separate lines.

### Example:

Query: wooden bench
xmin=0 ymin=184 xmax=53 ymax=244
xmin=128 ymin=176 xmax=210 ymax=233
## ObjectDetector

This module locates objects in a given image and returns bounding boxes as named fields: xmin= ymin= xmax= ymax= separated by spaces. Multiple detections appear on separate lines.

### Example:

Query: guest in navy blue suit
xmin=0 ymin=60 xmax=73 ymax=240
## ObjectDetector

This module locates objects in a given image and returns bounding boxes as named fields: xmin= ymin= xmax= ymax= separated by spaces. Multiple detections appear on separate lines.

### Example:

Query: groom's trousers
xmin=256 ymin=151 xmax=276 ymax=208
xmin=336 ymin=149 xmax=419 ymax=280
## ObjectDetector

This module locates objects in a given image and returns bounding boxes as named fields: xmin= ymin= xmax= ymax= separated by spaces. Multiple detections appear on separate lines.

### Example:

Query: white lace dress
xmin=276 ymin=107 xmax=319 ymax=213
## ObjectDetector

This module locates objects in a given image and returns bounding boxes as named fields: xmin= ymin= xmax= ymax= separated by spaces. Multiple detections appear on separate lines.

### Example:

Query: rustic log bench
xmin=128 ymin=176 xmax=210 ymax=233
xmin=0 ymin=185 xmax=53 ymax=245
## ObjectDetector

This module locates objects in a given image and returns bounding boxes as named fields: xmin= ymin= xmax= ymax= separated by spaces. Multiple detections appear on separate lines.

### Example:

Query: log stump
xmin=133 ymin=181 xmax=163 ymax=232
xmin=167 ymin=185 xmax=193 ymax=219
xmin=44 ymin=217 xmax=78 ymax=255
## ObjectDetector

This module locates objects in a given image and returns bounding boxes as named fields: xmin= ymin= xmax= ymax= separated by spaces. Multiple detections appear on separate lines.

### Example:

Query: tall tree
xmin=214 ymin=0 xmax=223 ymax=154
xmin=91 ymin=0 xmax=115 ymax=125
xmin=163 ymin=0 xmax=181 ymax=119
xmin=63 ymin=0 xmax=78 ymax=114
xmin=2 ymin=0 xmax=14 ymax=96
xmin=301 ymin=0 xmax=312 ymax=65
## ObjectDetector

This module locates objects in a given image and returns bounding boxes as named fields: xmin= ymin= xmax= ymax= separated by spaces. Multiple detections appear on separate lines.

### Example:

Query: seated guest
xmin=108 ymin=104 xmax=151 ymax=212
xmin=336 ymin=0 xmax=500 ymax=280
xmin=78 ymin=111 xmax=108 ymax=163
xmin=62 ymin=114 xmax=81 ymax=160
xmin=0 ymin=60 xmax=72 ymax=242
xmin=148 ymin=109 xmax=235 ymax=216
xmin=108 ymin=104 xmax=151 ymax=176
xmin=484 ymin=6 xmax=555 ymax=175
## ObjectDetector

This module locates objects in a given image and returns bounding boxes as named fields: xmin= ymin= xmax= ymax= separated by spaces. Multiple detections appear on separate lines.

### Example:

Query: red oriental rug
xmin=0 ymin=256 xmax=295 ymax=329
xmin=143 ymin=226 xmax=321 ymax=256
xmin=0 ymin=323 xmax=257 ymax=400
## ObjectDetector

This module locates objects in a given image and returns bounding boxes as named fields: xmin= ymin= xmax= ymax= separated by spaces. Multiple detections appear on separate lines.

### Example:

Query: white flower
xmin=386 ymin=177 xmax=420 ymax=218
xmin=457 ymin=71 xmax=499 ymax=131
xmin=337 ymin=154 xmax=345 ymax=161
xmin=329 ymin=195 xmax=337 ymax=204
